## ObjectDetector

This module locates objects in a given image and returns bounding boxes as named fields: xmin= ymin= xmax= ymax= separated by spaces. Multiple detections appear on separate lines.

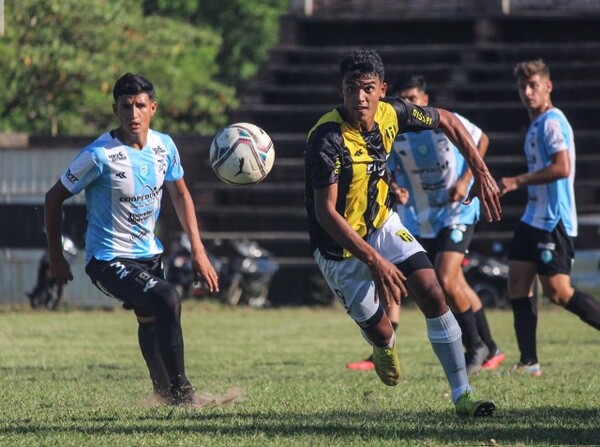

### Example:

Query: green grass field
xmin=0 ymin=301 xmax=599 ymax=446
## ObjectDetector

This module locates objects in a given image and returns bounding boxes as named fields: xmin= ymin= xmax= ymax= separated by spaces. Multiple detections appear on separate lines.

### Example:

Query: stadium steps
xmin=177 ymin=13 xmax=600 ymax=305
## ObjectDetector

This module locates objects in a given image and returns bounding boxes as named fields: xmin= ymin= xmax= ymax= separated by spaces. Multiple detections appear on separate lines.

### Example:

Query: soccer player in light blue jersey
xmin=499 ymin=59 xmax=600 ymax=376
xmin=44 ymin=73 xmax=229 ymax=407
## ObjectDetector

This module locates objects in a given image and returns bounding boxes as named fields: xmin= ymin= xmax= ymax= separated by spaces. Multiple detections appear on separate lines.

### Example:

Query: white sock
xmin=426 ymin=310 xmax=471 ymax=403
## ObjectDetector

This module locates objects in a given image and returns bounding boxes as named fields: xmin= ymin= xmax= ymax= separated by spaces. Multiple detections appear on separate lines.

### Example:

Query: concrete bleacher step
xmin=233 ymin=101 xmax=598 ymax=134
xmin=254 ymin=80 xmax=600 ymax=105
xmin=257 ymin=61 xmax=600 ymax=86
xmin=269 ymin=42 xmax=600 ymax=66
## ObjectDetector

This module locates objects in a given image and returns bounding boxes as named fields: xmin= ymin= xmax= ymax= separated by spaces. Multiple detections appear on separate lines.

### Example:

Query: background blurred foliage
xmin=0 ymin=0 xmax=288 ymax=136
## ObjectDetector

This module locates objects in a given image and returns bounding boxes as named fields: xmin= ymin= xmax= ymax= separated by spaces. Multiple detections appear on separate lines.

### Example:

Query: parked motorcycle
xmin=462 ymin=251 xmax=509 ymax=308
xmin=167 ymin=235 xmax=279 ymax=308
xmin=27 ymin=236 xmax=78 ymax=310
xmin=166 ymin=234 xmax=195 ymax=299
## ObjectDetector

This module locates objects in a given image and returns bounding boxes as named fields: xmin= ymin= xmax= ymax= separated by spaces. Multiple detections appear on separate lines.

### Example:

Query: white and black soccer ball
xmin=209 ymin=122 xmax=275 ymax=186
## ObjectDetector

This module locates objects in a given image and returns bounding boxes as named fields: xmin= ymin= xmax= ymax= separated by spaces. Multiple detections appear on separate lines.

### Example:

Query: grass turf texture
xmin=0 ymin=302 xmax=599 ymax=446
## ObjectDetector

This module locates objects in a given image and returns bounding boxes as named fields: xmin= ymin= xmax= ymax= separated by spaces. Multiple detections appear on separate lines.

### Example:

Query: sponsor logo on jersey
xmin=140 ymin=164 xmax=149 ymax=177
xmin=116 ymin=171 xmax=127 ymax=179
xmin=412 ymin=109 xmax=433 ymax=126
xmin=108 ymin=151 xmax=127 ymax=163
xmin=152 ymin=145 xmax=167 ymax=155
xmin=65 ymin=168 xmax=79 ymax=184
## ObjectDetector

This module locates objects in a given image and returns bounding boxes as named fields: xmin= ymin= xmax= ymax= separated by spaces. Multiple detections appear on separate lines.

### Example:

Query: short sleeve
xmin=306 ymin=126 xmax=343 ymax=189
xmin=387 ymin=96 xmax=440 ymax=133
xmin=60 ymin=148 xmax=101 ymax=195
xmin=165 ymin=136 xmax=184 ymax=181
xmin=543 ymin=116 xmax=568 ymax=156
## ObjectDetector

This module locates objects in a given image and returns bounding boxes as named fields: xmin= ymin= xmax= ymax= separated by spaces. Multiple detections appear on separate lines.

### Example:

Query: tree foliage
xmin=142 ymin=0 xmax=289 ymax=87
xmin=0 ymin=0 xmax=257 ymax=135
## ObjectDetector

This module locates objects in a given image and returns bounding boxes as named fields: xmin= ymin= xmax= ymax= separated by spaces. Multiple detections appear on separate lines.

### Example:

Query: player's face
xmin=340 ymin=75 xmax=387 ymax=131
xmin=113 ymin=93 xmax=157 ymax=140
xmin=517 ymin=74 xmax=552 ymax=113
xmin=398 ymin=87 xmax=429 ymax=107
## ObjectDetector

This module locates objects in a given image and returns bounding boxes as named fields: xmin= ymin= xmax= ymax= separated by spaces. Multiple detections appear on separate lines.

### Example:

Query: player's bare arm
xmin=449 ymin=132 xmax=490 ymax=202
xmin=313 ymin=183 xmax=408 ymax=306
xmin=437 ymin=109 xmax=501 ymax=221
xmin=499 ymin=150 xmax=570 ymax=196
xmin=44 ymin=180 xmax=74 ymax=284
xmin=165 ymin=180 xmax=219 ymax=292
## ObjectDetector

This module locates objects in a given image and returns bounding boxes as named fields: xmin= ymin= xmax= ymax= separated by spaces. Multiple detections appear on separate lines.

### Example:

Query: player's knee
xmin=145 ymin=281 xmax=181 ymax=316
xmin=417 ymin=280 xmax=446 ymax=316
xmin=540 ymin=283 xmax=572 ymax=307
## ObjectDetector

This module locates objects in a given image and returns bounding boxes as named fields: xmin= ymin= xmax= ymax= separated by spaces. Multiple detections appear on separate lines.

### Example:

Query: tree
xmin=0 ymin=0 xmax=238 ymax=135
xmin=143 ymin=0 xmax=289 ymax=87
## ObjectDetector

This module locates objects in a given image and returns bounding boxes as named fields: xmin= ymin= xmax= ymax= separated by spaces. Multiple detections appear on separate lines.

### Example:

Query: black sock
xmin=138 ymin=322 xmax=170 ymax=397
xmin=510 ymin=296 xmax=538 ymax=364
xmin=454 ymin=308 xmax=483 ymax=351
xmin=474 ymin=308 xmax=498 ymax=354
xmin=566 ymin=290 xmax=600 ymax=330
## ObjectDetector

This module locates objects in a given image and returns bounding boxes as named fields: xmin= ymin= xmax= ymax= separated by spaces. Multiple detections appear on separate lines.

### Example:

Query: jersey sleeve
xmin=60 ymin=147 xmax=102 ymax=195
xmin=387 ymin=96 xmax=440 ymax=133
xmin=543 ymin=114 xmax=569 ymax=156
xmin=306 ymin=125 xmax=343 ymax=189
xmin=164 ymin=135 xmax=184 ymax=181
xmin=454 ymin=113 xmax=483 ymax=146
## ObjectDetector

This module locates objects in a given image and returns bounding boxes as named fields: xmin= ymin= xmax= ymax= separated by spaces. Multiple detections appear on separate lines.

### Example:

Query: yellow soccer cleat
xmin=372 ymin=341 xmax=401 ymax=386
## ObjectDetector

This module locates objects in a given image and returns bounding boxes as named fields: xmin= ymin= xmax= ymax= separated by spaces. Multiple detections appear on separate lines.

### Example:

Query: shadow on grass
xmin=2 ymin=407 xmax=599 ymax=445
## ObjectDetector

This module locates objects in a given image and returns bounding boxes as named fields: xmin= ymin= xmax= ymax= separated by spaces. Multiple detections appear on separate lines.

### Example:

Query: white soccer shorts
xmin=314 ymin=211 xmax=424 ymax=323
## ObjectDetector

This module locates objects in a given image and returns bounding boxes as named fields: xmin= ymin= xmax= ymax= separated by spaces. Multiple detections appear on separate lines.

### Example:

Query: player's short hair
xmin=392 ymin=74 xmax=427 ymax=95
xmin=340 ymin=48 xmax=385 ymax=82
xmin=112 ymin=73 xmax=155 ymax=101
xmin=513 ymin=59 xmax=550 ymax=80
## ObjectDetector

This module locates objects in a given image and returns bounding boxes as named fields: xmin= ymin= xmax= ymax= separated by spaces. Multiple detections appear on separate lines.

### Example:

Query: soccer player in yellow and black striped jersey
xmin=304 ymin=48 xmax=501 ymax=417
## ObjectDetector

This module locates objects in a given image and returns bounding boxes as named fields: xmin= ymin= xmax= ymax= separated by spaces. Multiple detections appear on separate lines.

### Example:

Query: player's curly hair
xmin=340 ymin=48 xmax=385 ymax=82
xmin=113 ymin=73 xmax=155 ymax=101
xmin=513 ymin=59 xmax=550 ymax=80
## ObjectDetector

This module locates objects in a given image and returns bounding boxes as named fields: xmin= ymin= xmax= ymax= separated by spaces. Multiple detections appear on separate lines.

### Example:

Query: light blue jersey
xmin=389 ymin=113 xmax=481 ymax=238
xmin=521 ymin=107 xmax=577 ymax=236
xmin=60 ymin=130 xmax=184 ymax=263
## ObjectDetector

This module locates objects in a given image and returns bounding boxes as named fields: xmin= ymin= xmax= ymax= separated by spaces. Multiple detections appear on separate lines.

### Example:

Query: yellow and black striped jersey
xmin=305 ymin=97 xmax=440 ymax=260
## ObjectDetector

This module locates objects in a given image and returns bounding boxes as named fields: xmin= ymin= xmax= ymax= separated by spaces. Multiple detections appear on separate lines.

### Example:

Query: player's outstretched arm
xmin=166 ymin=179 xmax=219 ymax=293
xmin=437 ymin=109 xmax=501 ymax=222
xmin=44 ymin=181 xmax=74 ymax=284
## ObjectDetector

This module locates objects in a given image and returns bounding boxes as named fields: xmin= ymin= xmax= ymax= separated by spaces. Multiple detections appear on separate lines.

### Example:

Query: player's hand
xmin=391 ymin=184 xmax=410 ymax=205
xmin=192 ymin=251 xmax=219 ymax=293
xmin=369 ymin=255 xmax=408 ymax=307
xmin=498 ymin=176 xmax=518 ymax=197
xmin=48 ymin=254 xmax=73 ymax=285
xmin=448 ymin=179 xmax=469 ymax=203
xmin=465 ymin=171 xmax=501 ymax=222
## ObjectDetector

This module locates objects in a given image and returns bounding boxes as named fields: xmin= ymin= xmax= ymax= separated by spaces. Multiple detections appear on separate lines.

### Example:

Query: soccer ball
xmin=209 ymin=122 xmax=275 ymax=186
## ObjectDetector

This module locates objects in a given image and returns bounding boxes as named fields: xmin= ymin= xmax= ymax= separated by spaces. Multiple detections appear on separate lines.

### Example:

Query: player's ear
xmin=546 ymin=79 xmax=553 ymax=94
xmin=380 ymin=81 xmax=388 ymax=99
xmin=112 ymin=103 xmax=117 ymax=117
xmin=337 ymin=82 xmax=343 ymax=99
xmin=150 ymin=100 xmax=158 ymax=116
